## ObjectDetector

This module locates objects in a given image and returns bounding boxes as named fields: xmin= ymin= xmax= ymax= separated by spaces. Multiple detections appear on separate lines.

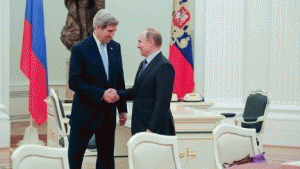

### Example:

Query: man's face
xmin=137 ymin=32 xmax=152 ymax=57
xmin=95 ymin=24 xmax=117 ymax=44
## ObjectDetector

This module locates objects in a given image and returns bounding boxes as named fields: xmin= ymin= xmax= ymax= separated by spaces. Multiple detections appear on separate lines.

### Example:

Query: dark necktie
xmin=138 ymin=60 xmax=148 ymax=78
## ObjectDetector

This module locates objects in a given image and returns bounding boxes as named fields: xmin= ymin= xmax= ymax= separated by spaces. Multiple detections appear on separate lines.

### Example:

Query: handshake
xmin=103 ymin=88 xmax=120 ymax=103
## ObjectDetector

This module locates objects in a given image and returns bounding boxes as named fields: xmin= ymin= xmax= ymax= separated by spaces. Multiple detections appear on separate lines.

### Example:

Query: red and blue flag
xmin=169 ymin=0 xmax=194 ymax=100
xmin=20 ymin=0 xmax=48 ymax=126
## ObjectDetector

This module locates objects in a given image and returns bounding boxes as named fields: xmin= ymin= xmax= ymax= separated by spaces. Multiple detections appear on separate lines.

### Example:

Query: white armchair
xmin=235 ymin=89 xmax=270 ymax=152
xmin=47 ymin=88 xmax=97 ymax=152
xmin=213 ymin=124 xmax=260 ymax=169
xmin=47 ymin=89 xmax=69 ymax=148
xmin=127 ymin=132 xmax=181 ymax=169
xmin=11 ymin=144 xmax=69 ymax=169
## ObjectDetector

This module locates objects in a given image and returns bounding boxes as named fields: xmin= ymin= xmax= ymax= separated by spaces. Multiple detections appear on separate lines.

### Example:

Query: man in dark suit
xmin=68 ymin=9 xmax=127 ymax=169
xmin=105 ymin=28 xmax=175 ymax=136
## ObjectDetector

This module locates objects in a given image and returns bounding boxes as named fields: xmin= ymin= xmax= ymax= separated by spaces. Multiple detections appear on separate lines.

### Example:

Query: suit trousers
xmin=68 ymin=123 xmax=116 ymax=169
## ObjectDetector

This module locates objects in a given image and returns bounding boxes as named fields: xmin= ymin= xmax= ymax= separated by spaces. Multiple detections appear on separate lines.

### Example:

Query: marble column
xmin=0 ymin=0 xmax=10 ymax=148
xmin=195 ymin=0 xmax=245 ymax=106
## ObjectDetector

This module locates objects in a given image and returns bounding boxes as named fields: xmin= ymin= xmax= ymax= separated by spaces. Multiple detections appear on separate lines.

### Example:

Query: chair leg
xmin=256 ymin=138 xmax=263 ymax=153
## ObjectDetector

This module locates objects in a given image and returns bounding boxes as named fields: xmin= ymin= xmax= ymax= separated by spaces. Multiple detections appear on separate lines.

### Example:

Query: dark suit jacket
xmin=119 ymin=52 xmax=175 ymax=135
xmin=68 ymin=35 xmax=127 ymax=131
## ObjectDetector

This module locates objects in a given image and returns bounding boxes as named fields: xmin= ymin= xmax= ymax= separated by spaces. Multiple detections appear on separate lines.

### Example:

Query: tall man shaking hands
xmin=105 ymin=28 xmax=175 ymax=136
xmin=68 ymin=9 xmax=127 ymax=169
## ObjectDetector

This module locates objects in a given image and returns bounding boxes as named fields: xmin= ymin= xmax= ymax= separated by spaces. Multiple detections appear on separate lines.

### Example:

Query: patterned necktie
xmin=138 ymin=59 xmax=148 ymax=78
xmin=100 ymin=44 xmax=109 ymax=79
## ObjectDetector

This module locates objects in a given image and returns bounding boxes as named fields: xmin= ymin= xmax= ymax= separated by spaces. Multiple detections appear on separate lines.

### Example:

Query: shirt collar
xmin=145 ymin=50 xmax=160 ymax=64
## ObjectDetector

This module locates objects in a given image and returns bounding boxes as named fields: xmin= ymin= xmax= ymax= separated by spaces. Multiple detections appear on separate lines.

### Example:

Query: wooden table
xmin=229 ymin=163 xmax=300 ymax=169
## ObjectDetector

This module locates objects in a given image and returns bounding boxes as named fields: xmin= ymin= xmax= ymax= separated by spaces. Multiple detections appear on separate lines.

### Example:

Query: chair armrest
xmin=62 ymin=118 xmax=70 ymax=135
xmin=235 ymin=116 xmax=266 ymax=126
xmin=234 ymin=112 xmax=244 ymax=126
xmin=62 ymin=118 xmax=69 ymax=124
xmin=235 ymin=113 xmax=243 ymax=118
xmin=234 ymin=116 xmax=243 ymax=126
xmin=256 ymin=116 xmax=266 ymax=122
xmin=240 ymin=116 xmax=266 ymax=124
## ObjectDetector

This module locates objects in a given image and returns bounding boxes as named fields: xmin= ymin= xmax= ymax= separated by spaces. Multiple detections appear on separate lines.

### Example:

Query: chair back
xmin=127 ymin=132 xmax=181 ymax=169
xmin=46 ymin=88 xmax=68 ymax=147
xmin=242 ymin=90 xmax=269 ymax=134
xmin=11 ymin=144 xmax=69 ymax=169
xmin=243 ymin=92 xmax=268 ymax=120
xmin=47 ymin=89 xmax=96 ymax=150
xmin=213 ymin=124 xmax=259 ymax=169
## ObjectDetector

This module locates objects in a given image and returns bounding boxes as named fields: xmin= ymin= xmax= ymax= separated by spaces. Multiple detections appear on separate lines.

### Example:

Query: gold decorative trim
xmin=178 ymin=147 xmax=198 ymax=161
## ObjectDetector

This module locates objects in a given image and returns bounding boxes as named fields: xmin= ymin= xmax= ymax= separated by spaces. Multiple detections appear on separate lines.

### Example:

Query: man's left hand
xmin=119 ymin=113 xmax=127 ymax=126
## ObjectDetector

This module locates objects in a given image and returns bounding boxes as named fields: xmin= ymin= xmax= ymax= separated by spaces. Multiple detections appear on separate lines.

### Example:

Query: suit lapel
xmin=134 ymin=61 xmax=144 ymax=85
xmin=134 ymin=53 xmax=162 ymax=90
xmin=91 ymin=36 xmax=109 ymax=81
xmin=107 ymin=41 xmax=116 ymax=83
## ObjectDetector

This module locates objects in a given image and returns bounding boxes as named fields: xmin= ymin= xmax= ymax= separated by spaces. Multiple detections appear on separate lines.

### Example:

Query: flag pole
xmin=18 ymin=0 xmax=48 ymax=146
xmin=18 ymin=113 xmax=44 ymax=146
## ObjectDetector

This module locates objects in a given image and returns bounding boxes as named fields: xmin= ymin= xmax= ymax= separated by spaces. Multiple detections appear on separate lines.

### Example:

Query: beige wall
xmin=7 ymin=0 xmax=300 ymax=147
xmin=106 ymin=0 xmax=173 ymax=85
xmin=9 ymin=0 xmax=184 ymax=87
xmin=8 ymin=0 xmax=186 ymax=115
xmin=9 ymin=0 xmax=68 ymax=87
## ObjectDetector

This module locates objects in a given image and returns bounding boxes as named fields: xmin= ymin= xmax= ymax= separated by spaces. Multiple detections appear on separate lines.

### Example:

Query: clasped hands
xmin=103 ymin=88 xmax=127 ymax=126
xmin=103 ymin=88 xmax=119 ymax=103
xmin=103 ymin=89 xmax=151 ymax=129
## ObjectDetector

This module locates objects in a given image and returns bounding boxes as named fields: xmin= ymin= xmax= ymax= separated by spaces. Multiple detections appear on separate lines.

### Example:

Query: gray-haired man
xmin=68 ymin=9 xmax=127 ymax=169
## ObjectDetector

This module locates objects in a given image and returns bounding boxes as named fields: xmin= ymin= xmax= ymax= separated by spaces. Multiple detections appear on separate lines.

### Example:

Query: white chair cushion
xmin=19 ymin=156 xmax=64 ymax=169
xmin=127 ymin=132 xmax=181 ymax=169
xmin=133 ymin=142 xmax=176 ymax=169
xmin=217 ymin=133 xmax=255 ymax=164
xmin=11 ymin=145 xmax=69 ymax=169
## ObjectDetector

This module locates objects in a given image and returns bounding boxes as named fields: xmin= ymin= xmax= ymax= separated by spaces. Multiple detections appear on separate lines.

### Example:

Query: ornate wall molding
xmin=9 ymin=84 xmax=67 ymax=121
xmin=196 ymin=0 xmax=300 ymax=109
xmin=204 ymin=0 xmax=245 ymax=103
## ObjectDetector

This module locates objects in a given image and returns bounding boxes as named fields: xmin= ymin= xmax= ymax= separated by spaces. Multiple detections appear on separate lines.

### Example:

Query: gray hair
xmin=93 ymin=9 xmax=119 ymax=29
xmin=145 ymin=28 xmax=162 ymax=47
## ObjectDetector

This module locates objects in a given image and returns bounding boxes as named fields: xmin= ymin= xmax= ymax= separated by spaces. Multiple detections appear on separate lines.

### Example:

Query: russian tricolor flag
xmin=169 ymin=0 xmax=195 ymax=100
xmin=20 ymin=0 xmax=48 ymax=126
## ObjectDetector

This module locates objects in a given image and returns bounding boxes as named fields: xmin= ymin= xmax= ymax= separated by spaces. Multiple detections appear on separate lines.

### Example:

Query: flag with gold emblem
xmin=169 ymin=0 xmax=194 ymax=101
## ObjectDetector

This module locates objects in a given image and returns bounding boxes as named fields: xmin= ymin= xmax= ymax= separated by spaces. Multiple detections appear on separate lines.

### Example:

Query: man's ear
xmin=149 ymin=38 xmax=155 ymax=46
